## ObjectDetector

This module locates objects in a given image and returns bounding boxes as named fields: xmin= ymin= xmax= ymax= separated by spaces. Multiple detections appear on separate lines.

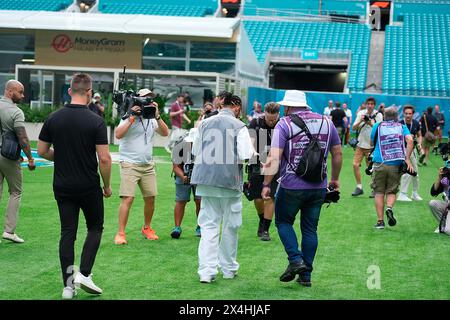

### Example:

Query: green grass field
xmin=0 ymin=145 xmax=449 ymax=300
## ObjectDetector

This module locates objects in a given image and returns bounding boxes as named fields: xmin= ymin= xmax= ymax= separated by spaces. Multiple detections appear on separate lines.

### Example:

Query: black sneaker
xmin=386 ymin=208 xmax=397 ymax=226
xmin=296 ymin=276 xmax=312 ymax=287
xmin=419 ymin=153 xmax=425 ymax=164
xmin=374 ymin=220 xmax=385 ymax=229
xmin=260 ymin=231 xmax=271 ymax=241
xmin=257 ymin=222 xmax=263 ymax=238
xmin=279 ymin=260 xmax=308 ymax=282
xmin=352 ymin=187 xmax=364 ymax=197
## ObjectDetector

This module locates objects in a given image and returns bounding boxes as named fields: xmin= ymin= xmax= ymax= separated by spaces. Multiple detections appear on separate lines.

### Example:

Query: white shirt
xmin=323 ymin=107 xmax=333 ymax=117
xmin=119 ymin=117 xmax=158 ymax=164
xmin=353 ymin=109 xmax=383 ymax=149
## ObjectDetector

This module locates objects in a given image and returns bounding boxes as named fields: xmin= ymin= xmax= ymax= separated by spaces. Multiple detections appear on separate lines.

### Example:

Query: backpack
xmin=287 ymin=114 xmax=326 ymax=183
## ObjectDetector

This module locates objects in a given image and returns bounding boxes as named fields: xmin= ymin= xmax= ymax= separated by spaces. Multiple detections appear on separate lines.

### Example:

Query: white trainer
xmin=397 ymin=193 xmax=412 ymax=202
xmin=74 ymin=273 xmax=103 ymax=294
xmin=411 ymin=193 xmax=423 ymax=201
xmin=434 ymin=227 xmax=440 ymax=234
xmin=62 ymin=287 xmax=76 ymax=299
xmin=2 ymin=232 xmax=24 ymax=243
xmin=223 ymin=272 xmax=237 ymax=280
xmin=199 ymin=275 xmax=216 ymax=283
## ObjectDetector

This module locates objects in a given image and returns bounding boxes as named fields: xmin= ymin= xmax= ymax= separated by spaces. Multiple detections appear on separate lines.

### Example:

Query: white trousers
xmin=197 ymin=196 xmax=243 ymax=278
xmin=400 ymin=149 xmax=419 ymax=195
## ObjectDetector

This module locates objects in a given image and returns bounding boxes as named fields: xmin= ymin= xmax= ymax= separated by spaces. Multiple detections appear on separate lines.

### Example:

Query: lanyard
xmin=139 ymin=117 xmax=151 ymax=145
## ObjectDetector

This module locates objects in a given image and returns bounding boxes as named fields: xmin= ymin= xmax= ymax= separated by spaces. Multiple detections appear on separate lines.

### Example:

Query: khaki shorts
xmin=119 ymin=162 xmax=157 ymax=198
xmin=353 ymin=147 xmax=372 ymax=167
xmin=370 ymin=163 xmax=401 ymax=195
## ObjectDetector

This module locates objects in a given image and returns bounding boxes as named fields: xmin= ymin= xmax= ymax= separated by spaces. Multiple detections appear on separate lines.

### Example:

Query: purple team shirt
xmin=271 ymin=110 xmax=341 ymax=190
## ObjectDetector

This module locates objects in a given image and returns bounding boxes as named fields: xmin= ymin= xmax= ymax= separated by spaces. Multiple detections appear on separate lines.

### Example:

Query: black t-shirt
xmin=39 ymin=104 xmax=108 ymax=195
xmin=400 ymin=119 xmax=421 ymax=136
xmin=420 ymin=113 xmax=438 ymax=135
xmin=330 ymin=109 xmax=346 ymax=128
xmin=88 ymin=102 xmax=103 ymax=117
xmin=247 ymin=116 xmax=275 ymax=164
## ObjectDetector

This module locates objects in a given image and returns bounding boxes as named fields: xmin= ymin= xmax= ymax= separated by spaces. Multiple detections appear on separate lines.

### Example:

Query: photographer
xmin=246 ymin=102 xmax=280 ymax=241
xmin=166 ymin=94 xmax=191 ymax=153
xmin=370 ymin=107 xmax=414 ymax=229
xmin=170 ymin=128 xmax=201 ymax=239
xmin=88 ymin=92 xmax=105 ymax=117
xmin=419 ymin=107 xmax=438 ymax=166
xmin=113 ymin=89 xmax=169 ymax=245
xmin=428 ymin=163 xmax=450 ymax=235
xmin=351 ymin=97 xmax=383 ymax=197
xmin=262 ymin=90 xmax=342 ymax=287
xmin=398 ymin=105 xmax=423 ymax=201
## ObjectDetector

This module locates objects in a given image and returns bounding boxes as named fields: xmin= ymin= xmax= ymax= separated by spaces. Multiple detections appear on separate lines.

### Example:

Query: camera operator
xmin=166 ymin=94 xmax=191 ymax=153
xmin=370 ymin=107 xmax=414 ymax=229
xmin=398 ymin=105 xmax=423 ymax=201
xmin=428 ymin=163 xmax=450 ymax=235
xmin=113 ymin=89 xmax=169 ymax=245
xmin=262 ymin=90 xmax=342 ymax=287
xmin=351 ymin=97 xmax=383 ymax=197
xmin=246 ymin=102 xmax=280 ymax=241
xmin=170 ymin=128 xmax=201 ymax=239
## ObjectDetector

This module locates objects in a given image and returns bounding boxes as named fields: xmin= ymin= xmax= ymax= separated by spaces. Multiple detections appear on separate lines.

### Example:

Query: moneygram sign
xmin=51 ymin=34 xmax=126 ymax=54
xmin=36 ymin=31 xmax=142 ymax=68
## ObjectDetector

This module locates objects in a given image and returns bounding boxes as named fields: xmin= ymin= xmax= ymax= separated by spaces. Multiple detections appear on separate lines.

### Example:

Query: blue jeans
xmin=275 ymin=187 xmax=326 ymax=280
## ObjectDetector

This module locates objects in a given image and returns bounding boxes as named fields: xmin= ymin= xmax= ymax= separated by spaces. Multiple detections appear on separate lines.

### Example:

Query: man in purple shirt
xmin=262 ymin=90 xmax=342 ymax=287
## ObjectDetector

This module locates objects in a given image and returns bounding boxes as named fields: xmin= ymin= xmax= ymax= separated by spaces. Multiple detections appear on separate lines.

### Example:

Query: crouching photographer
xmin=369 ymin=107 xmax=414 ymax=230
xmin=428 ymin=162 xmax=450 ymax=235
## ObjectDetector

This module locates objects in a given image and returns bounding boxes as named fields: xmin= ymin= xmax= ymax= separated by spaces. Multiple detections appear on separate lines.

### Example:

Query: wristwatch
xmin=155 ymin=115 xmax=161 ymax=120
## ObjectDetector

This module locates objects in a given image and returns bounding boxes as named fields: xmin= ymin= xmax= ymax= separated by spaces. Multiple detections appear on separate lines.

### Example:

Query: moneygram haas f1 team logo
xmin=51 ymin=34 xmax=73 ymax=53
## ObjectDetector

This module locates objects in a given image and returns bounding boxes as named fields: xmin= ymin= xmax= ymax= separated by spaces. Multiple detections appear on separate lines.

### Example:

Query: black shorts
xmin=248 ymin=174 xmax=278 ymax=200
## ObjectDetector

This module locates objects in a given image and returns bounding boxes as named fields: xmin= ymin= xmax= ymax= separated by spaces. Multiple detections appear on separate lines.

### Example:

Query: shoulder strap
xmin=289 ymin=114 xmax=313 ymax=140
xmin=423 ymin=114 xmax=430 ymax=132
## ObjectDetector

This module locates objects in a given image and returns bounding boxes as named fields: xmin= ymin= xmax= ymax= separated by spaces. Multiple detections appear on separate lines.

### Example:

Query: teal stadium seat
xmin=0 ymin=0 xmax=72 ymax=11
xmin=382 ymin=12 xmax=449 ymax=97
xmin=98 ymin=0 xmax=217 ymax=17
xmin=243 ymin=20 xmax=371 ymax=92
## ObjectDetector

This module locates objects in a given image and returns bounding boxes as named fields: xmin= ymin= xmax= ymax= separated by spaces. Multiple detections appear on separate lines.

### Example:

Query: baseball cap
xmin=93 ymin=93 xmax=101 ymax=98
xmin=138 ymin=88 xmax=153 ymax=97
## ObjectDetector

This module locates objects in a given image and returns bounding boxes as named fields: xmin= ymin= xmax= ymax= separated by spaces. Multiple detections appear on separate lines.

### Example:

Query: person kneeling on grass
xmin=369 ymin=107 xmax=414 ymax=230
xmin=428 ymin=163 xmax=450 ymax=236
xmin=170 ymin=128 xmax=201 ymax=239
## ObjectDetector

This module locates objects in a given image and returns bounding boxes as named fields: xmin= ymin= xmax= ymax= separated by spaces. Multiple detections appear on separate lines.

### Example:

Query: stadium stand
xmin=244 ymin=0 xmax=366 ymax=17
xmin=383 ymin=13 xmax=450 ymax=97
xmin=393 ymin=0 xmax=450 ymax=21
xmin=0 ymin=0 xmax=72 ymax=11
xmin=243 ymin=20 xmax=371 ymax=92
xmin=98 ymin=0 xmax=217 ymax=17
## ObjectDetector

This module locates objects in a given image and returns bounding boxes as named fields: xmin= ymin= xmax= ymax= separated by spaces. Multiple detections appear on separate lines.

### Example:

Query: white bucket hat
xmin=277 ymin=90 xmax=311 ymax=109
xmin=93 ymin=92 xmax=101 ymax=99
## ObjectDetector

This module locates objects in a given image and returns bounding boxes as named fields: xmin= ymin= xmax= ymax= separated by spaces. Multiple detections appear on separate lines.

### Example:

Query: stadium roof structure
xmin=0 ymin=11 xmax=240 ymax=39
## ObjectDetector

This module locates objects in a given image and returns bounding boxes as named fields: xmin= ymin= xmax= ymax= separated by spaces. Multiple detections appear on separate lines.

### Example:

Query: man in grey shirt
xmin=0 ymin=80 xmax=35 ymax=244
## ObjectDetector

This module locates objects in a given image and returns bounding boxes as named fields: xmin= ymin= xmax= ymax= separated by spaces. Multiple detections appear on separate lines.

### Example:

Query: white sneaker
xmin=411 ymin=193 xmax=423 ymax=201
xmin=199 ymin=275 xmax=216 ymax=283
xmin=74 ymin=273 xmax=103 ymax=294
xmin=2 ymin=232 xmax=24 ymax=243
xmin=223 ymin=272 xmax=237 ymax=280
xmin=434 ymin=227 xmax=440 ymax=234
xmin=397 ymin=193 xmax=412 ymax=202
xmin=62 ymin=287 xmax=76 ymax=299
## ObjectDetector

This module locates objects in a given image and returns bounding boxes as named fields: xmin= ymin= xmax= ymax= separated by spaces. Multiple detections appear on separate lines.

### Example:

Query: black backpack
xmin=287 ymin=114 xmax=326 ymax=183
